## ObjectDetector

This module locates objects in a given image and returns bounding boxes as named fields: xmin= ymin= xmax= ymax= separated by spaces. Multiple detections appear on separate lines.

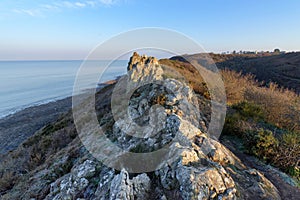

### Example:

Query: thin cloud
xmin=13 ymin=8 xmax=42 ymax=17
xmin=75 ymin=2 xmax=86 ymax=7
xmin=40 ymin=4 xmax=60 ymax=11
xmin=86 ymin=1 xmax=97 ymax=7
xmin=12 ymin=0 xmax=121 ymax=17
xmin=99 ymin=0 xmax=117 ymax=5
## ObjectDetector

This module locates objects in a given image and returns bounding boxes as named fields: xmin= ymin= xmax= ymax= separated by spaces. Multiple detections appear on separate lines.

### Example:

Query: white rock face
xmin=74 ymin=160 xmax=96 ymax=178
xmin=106 ymin=52 xmax=239 ymax=199
xmin=109 ymin=169 xmax=151 ymax=200
xmin=46 ymin=160 xmax=97 ymax=200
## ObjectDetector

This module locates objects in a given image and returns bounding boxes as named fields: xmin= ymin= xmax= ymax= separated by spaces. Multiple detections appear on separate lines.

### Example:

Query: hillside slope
xmin=0 ymin=53 xmax=299 ymax=200
xmin=172 ymin=52 xmax=300 ymax=93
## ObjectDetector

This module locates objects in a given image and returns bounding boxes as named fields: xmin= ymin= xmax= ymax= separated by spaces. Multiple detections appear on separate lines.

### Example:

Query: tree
xmin=274 ymin=48 xmax=280 ymax=53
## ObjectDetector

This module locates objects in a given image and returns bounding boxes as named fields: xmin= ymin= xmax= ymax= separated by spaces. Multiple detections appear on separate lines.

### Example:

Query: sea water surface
xmin=0 ymin=60 xmax=127 ymax=119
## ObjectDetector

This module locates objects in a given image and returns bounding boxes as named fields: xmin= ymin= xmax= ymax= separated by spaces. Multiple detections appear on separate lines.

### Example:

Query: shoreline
xmin=0 ymin=96 xmax=72 ymax=154
xmin=0 ymin=80 xmax=118 ymax=155
xmin=0 ymin=95 xmax=73 ymax=120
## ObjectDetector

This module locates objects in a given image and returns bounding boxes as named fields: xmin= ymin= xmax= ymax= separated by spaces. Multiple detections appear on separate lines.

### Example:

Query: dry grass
xmin=159 ymin=58 xmax=300 ymax=133
xmin=220 ymin=69 xmax=300 ymax=132
xmin=220 ymin=68 xmax=299 ymax=180
xmin=221 ymin=69 xmax=257 ymax=105
xmin=0 ymin=114 xmax=76 ymax=193
xmin=245 ymin=83 xmax=300 ymax=131
xmin=159 ymin=59 xmax=210 ymax=98
xmin=0 ymin=83 xmax=115 ymax=196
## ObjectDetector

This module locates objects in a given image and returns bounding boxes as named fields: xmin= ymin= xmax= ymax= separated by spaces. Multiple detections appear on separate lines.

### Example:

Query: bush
xmin=219 ymin=69 xmax=300 ymax=180
xmin=222 ymin=101 xmax=264 ymax=136
xmin=244 ymin=129 xmax=278 ymax=161
xmin=242 ymin=129 xmax=300 ymax=180
xmin=221 ymin=69 xmax=256 ymax=104
xmin=245 ymin=83 xmax=300 ymax=131
xmin=287 ymin=166 xmax=300 ymax=182
xmin=221 ymin=69 xmax=299 ymax=132
xmin=0 ymin=170 xmax=16 ymax=193
xmin=272 ymin=132 xmax=300 ymax=178
xmin=232 ymin=101 xmax=264 ymax=120
xmin=222 ymin=112 xmax=243 ymax=136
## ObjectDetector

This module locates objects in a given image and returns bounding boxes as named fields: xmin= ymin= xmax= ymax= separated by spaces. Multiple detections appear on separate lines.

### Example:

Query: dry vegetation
xmin=221 ymin=69 xmax=300 ymax=181
xmin=182 ymin=52 xmax=300 ymax=93
xmin=161 ymin=57 xmax=300 ymax=181
xmin=221 ymin=69 xmax=300 ymax=132
xmin=0 ymin=57 xmax=299 ymax=195
xmin=0 ymin=84 xmax=114 ymax=196
xmin=0 ymin=113 xmax=76 ymax=194
xmin=159 ymin=59 xmax=210 ymax=98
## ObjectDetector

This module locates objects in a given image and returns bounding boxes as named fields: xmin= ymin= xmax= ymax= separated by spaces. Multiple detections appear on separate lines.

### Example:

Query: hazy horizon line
xmin=1 ymin=49 xmax=299 ymax=62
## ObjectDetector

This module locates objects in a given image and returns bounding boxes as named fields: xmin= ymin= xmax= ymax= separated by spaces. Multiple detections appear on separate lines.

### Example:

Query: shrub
xmin=232 ymin=101 xmax=264 ymax=120
xmin=216 ymin=68 xmax=300 ymax=180
xmin=222 ymin=112 xmax=243 ymax=136
xmin=245 ymin=83 xmax=300 ymax=131
xmin=221 ymin=68 xmax=299 ymax=132
xmin=0 ymin=170 xmax=16 ymax=193
xmin=222 ymin=101 xmax=263 ymax=136
xmin=287 ymin=166 xmax=300 ymax=182
xmin=244 ymin=129 xmax=278 ymax=162
xmin=221 ymin=69 xmax=256 ymax=104
xmin=272 ymin=132 xmax=300 ymax=177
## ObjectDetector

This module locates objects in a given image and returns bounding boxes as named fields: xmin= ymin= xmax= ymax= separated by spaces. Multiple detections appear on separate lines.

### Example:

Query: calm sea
xmin=0 ymin=60 xmax=127 ymax=119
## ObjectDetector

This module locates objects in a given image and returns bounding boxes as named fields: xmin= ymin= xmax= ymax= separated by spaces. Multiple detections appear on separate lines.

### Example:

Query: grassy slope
xmin=178 ymin=52 xmax=300 ymax=94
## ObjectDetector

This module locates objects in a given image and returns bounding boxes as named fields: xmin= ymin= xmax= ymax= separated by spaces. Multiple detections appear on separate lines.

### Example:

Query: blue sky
xmin=0 ymin=0 xmax=299 ymax=60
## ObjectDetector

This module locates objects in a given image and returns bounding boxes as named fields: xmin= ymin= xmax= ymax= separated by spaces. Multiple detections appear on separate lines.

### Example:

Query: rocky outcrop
xmin=0 ymin=52 xmax=284 ymax=200
xmin=127 ymin=52 xmax=158 ymax=71
xmin=46 ymin=160 xmax=97 ymax=200
xmin=109 ymin=169 xmax=151 ymax=200
xmin=91 ymin=52 xmax=280 ymax=199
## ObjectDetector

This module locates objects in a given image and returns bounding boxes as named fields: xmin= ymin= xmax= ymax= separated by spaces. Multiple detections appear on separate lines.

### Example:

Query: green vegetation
xmin=221 ymin=69 xmax=300 ymax=181
xmin=232 ymin=101 xmax=264 ymax=120
xmin=244 ymin=129 xmax=278 ymax=161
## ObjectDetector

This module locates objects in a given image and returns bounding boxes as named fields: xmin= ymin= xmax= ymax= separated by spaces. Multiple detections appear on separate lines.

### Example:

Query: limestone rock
xmin=109 ymin=169 xmax=151 ymax=200
xmin=46 ymin=160 xmax=96 ymax=200
xmin=127 ymin=52 xmax=158 ymax=71
xmin=73 ymin=160 xmax=96 ymax=178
